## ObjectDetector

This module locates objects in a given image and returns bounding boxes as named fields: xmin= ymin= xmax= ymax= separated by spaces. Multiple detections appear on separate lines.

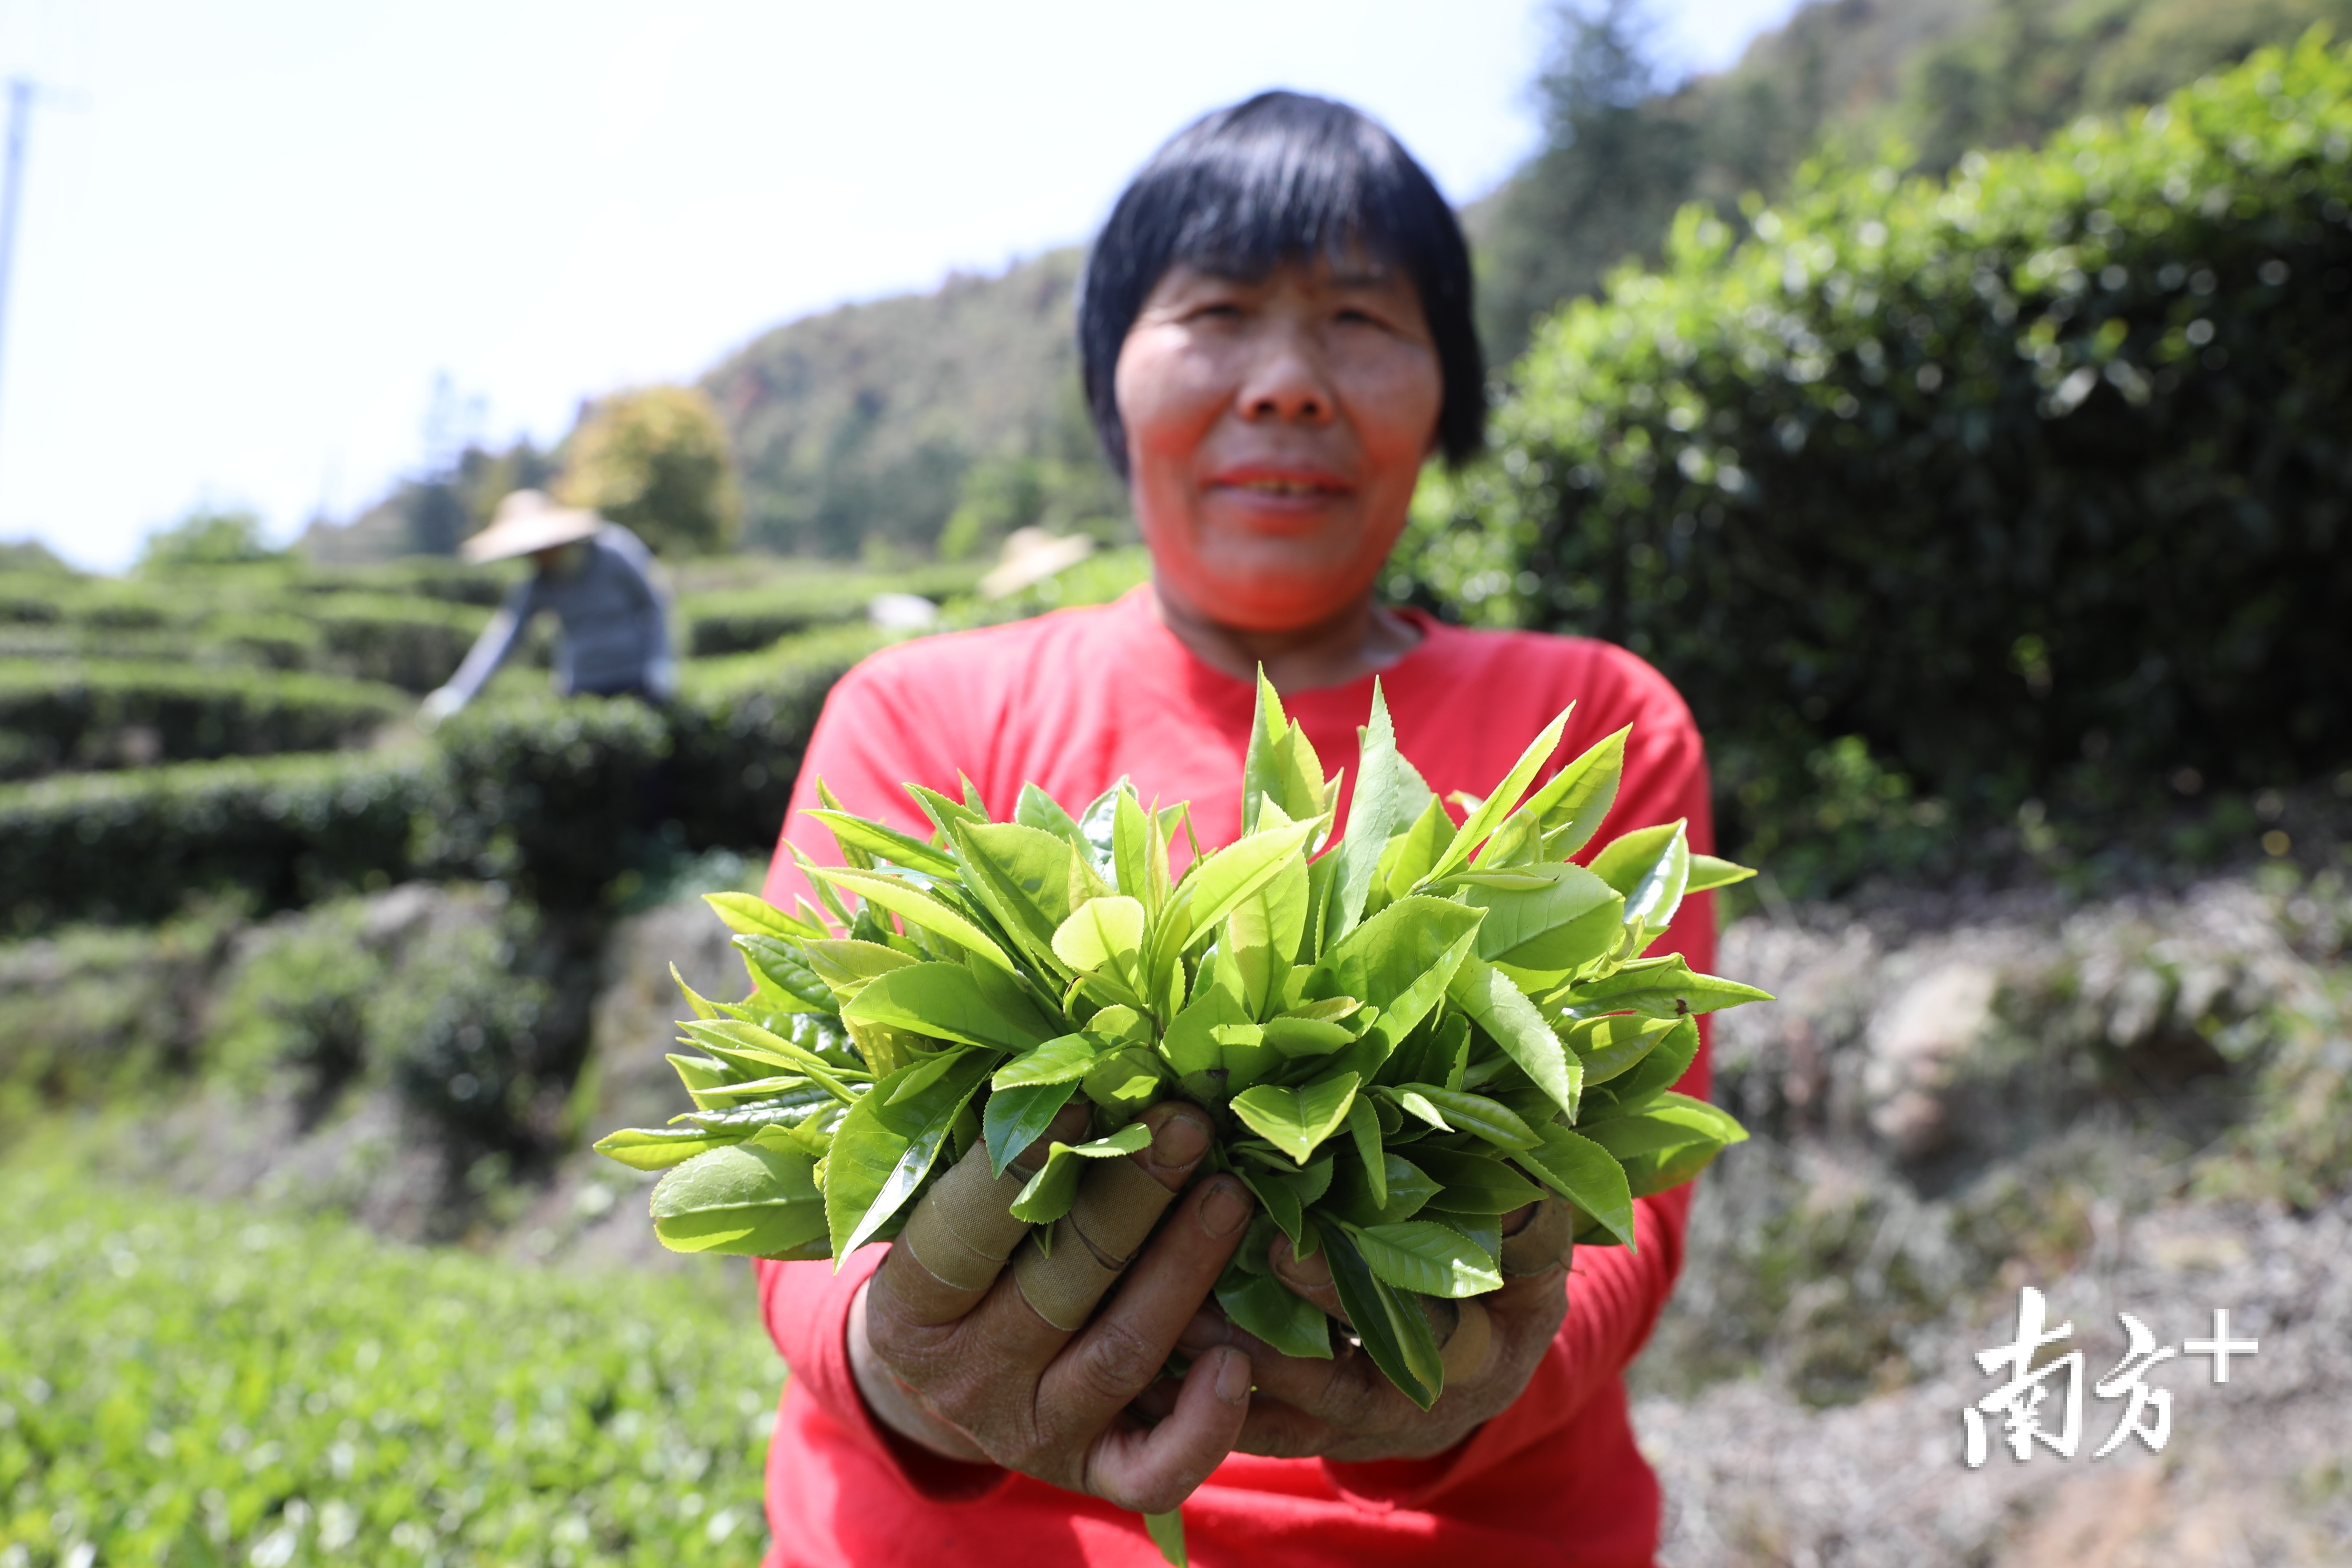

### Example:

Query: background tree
xmin=556 ymin=385 xmax=744 ymax=557
xmin=1478 ymin=1 xmax=1700 ymax=363
xmin=136 ymin=507 xmax=282 ymax=572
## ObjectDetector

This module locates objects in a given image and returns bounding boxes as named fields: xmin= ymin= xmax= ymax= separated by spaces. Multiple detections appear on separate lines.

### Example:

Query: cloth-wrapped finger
xmin=1013 ymin=1154 xmax=1176 ymax=1331
xmin=1498 ymin=1196 xmax=1575 ymax=1278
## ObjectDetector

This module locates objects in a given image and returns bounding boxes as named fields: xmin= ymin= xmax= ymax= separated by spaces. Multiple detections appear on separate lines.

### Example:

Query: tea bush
xmin=0 ymin=1168 xmax=778 ymax=1567
xmin=0 ymin=754 xmax=429 ymax=932
xmin=0 ymin=662 xmax=407 ymax=779
xmin=1396 ymin=32 xmax=2352 ymax=888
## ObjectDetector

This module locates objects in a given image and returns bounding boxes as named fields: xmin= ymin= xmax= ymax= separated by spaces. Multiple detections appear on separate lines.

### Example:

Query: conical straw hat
xmin=460 ymin=490 xmax=603 ymax=564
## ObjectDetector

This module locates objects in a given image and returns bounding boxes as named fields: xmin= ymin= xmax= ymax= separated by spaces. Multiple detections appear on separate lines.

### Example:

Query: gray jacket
xmin=440 ymin=524 xmax=675 ymax=706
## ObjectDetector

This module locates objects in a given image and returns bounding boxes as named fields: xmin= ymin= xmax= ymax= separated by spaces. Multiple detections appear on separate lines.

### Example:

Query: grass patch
xmin=0 ymin=1165 xmax=779 ymax=1566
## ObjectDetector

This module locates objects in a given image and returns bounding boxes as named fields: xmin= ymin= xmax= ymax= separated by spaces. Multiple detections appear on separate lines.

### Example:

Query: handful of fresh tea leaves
xmin=598 ymin=675 xmax=1768 ymax=1562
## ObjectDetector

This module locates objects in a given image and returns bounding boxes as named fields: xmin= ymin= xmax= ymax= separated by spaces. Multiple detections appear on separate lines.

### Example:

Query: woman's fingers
xmin=877 ymin=1099 xmax=1093 ymax=1328
xmin=1013 ymin=1102 xmax=1211 ymax=1330
xmin=1037 ymin=1171 xmax=1254 ymax=1429
xmin=1497 ymin=1197 xmax=1575 ymax=1278
xmin=1082 ymin=1343 xmax=1255 ymax=1514
xmin=1265 ymin=1234 xmax=1347 ymax=1321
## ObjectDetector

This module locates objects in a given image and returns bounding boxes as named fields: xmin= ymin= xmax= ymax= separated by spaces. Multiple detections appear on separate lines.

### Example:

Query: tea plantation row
xmin=0 ymin=1162 xmax=778 ymax=1567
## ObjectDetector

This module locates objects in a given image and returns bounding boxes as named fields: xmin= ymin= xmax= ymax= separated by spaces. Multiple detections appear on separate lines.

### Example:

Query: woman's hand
xmin=849 ymin=1100 xmax=1258 ymax=1513
xmin=1169 ymin=1199 xmax=1575 ymax=1464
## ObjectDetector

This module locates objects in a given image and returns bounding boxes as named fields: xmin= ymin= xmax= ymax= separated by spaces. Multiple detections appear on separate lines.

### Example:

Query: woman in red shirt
xmin=756 ymin=91 xmax=1716 ymax=1567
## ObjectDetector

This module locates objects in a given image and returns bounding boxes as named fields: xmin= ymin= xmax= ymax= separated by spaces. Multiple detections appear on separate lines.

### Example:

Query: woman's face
xmin=1114 ymin=253 xmax=1444 ymax=633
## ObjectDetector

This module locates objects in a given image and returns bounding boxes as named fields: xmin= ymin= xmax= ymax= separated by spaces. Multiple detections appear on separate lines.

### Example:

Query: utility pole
xmin=0 ymin=78 xmax=40 ymax=451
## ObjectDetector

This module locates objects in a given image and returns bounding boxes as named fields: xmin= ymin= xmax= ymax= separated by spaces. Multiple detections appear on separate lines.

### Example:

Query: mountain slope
xmin=700 ymin=249 xmax=1116 ymax=558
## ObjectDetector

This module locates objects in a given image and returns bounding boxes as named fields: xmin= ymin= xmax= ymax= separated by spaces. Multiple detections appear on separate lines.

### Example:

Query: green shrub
xmin=207 ymin=898 xmax=386 ymax=1112
xmin=308 ymin=594 xmax=497 ymax=692
xmin=0 ymin=574 xmax=66 ymax=625
xmin=423 ymin=697 xmax=674 ymax=909
xmin=208 ymin=612 xmax=327 ymax=672
xmin=0 ymin=907 xmax=243 ymax=1120
xmin=679 ymin=584 xmax=869 ymax=657
xmin=135 ymin=507 xmax=283 ymax=571
xmin=1397 ymin=32 xmax=2352 ymax=888
xmin=0 ymin=753 xmax=430 ymax=931
xmin=370 ymin=913 xmax=565 ymax=1153
xmin=295 ymin=557 xmax=513 ymax=608
xmin=0 ymin=1168 xmax=777 ymax=1567
xmin=0 ymin=661 xmax=407 ymax=779
xmin=667 ymin=623 xmax=890 ymax=851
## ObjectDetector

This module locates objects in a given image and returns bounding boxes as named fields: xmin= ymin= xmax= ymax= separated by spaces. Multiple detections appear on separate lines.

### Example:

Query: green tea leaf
xmin=704 ymin=891 xmax=826 ymax=941
xmin=1226 ymin=852 xmax=1309 ymax=1016
xmin=1259 ymin=1015 xmax=1356 ymax=1057
xmin=981 ymin=1077 xmax=1081 ymax=1178
xmin=1411 ymin=1148 xmax=1547 ymax=1213
xmin=885 ymin=1048 xmax=973 ymax=1106
xmin=1215 ymin=1269 xmax=1334 ymax=1359
xmin=1008 ymin=1122 xmax=1152 ymax=1224
xmin=802 ymin=939 xmax=919 ymax=1006
xmin=1589 ymin=821 xmax=1691 ymax=932
xmin=1350 ymin=1220 xmax=1504 ymax=1298
xmin=1380 ymin=795 xmax=1453 ymax=902
xmin=1241 ymin=669 xmax=1327 ymax=833
xmin=812 ymin=866 xmax=1017 ymax=974
xmin=595 ymin=1126 xmax=740 ymax=1171
xmin=949 ymin=819 xmax=1080 ymax=978
xmin=1396 ymin=1085 xmax=1540 ymax=1150
xmin=1328 ymin=681 xmax=1409 ymax=944
xmin=824 ymin=1051 xmax=996 ymax=1260
xmin=1459 ymin=864 xmax=1624 ymax=976
xmin=1318 ymin=1221 xmax=1440 ymax=1409
xmin=1016 ymin=782 xmax=1085 ymax=840
xmin=732 ymin=935 xmax=839 ymax=1014
xmin=1326 ymin=1151 xmax=1439 ymax=1226
xmin=1229 ymin=1070 xmax=1359 ymax=1165
xmin=1311 ymin=895 xmax=1485 ymax=1052
xmin=650 ymin=1142 xmax=828 ymax=1258
xmin=1054 ymin=895 xmax=1146 ymax=977
xmin=901 ymin=781 xmax=986 ymax=838
xmin=843 ymin=963 xmax=1052 ymax=1053
xmin=1565 ymin=1013 xmax=1681 ymax=1086
xmin=1446 ymin=954 xmax=1581 ymax=1123
xmin=1527 ymin=725 xmax=1628 ymax=859
xmin=1580 ymin=1090 xmax=1748 ymax=1160
xmin=1345 ymin=1095 xmax=1385 ymax=1208
xmin=992 ymin=1033 xmax=1103 ymax=1088
xmin=1684 ymin=853 xmax=1758 ymax=894
xmin=1555 ymin=954 xmax=1773 ymax=1022
xmin=803 ymin=808 xmax=959 ymax=877
xmin=678 ymin=1019 xmax=862 ymax=1102
xmin=1581 ymin=1016 xmax=1701 ymax=1115
xmin=1427 ymin=704 xmax=1573 ymax=885
xmin=1514 ymin=1124 xmax=1635 ymax=1247
xmin=1144 ymin=1507 xmax=1188 ymax=1568
xmin=1169 ymin=817 xmax=1321 ymax=954
xmin=1621 ymin=1138 xmax=1735 ymax=1198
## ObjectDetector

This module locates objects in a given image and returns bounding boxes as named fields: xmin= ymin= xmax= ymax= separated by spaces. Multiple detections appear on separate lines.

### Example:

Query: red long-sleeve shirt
xmin=754 ymin=590 xmax=1715 ymax=1568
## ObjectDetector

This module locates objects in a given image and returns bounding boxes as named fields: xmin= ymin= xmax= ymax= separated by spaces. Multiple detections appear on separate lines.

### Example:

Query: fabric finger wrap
xmin=1013 ymin=1157 xmax=1175 ymax=1331
xmin=900 ymin=1145 xmax=1037 ymax=1293
xmin=1499 ymin=1197 xmax=1576 ymax=1278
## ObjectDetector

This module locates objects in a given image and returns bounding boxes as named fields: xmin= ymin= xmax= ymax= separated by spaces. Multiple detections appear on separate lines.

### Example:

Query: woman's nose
xmin=1237 ymin=329 xmax=1335 ymax=426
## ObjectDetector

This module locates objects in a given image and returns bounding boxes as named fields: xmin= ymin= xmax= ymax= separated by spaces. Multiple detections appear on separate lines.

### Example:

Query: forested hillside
xmin=1475 ymin=0 xmax=2352 ymax=356
xmin=699 ymin=249 xmax=1124 ymax=560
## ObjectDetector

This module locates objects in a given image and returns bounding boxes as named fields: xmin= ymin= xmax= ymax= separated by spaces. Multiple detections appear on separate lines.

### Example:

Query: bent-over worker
xmin=420 ymin=489 xmax=675 ymax=725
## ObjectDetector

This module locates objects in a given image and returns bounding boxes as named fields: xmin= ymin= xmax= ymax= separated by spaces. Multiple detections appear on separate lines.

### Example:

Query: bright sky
xmin=0 ymin=0 xmax=1800 ymax=571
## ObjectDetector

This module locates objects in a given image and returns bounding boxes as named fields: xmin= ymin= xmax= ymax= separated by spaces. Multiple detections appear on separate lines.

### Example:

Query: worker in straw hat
xmin=420 ymin=489 xmax=677 ymax=727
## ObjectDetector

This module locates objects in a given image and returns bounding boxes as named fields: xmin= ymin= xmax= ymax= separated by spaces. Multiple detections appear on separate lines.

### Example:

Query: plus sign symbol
xmin=2183 ymin=1308 xmax=2260 ymax=1384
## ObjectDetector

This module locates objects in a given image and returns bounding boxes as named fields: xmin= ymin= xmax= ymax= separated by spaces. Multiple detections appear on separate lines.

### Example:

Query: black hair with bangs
xmin=1077 ymin=91 xmax=1484 ymax=479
